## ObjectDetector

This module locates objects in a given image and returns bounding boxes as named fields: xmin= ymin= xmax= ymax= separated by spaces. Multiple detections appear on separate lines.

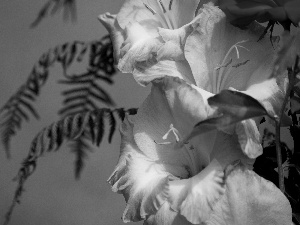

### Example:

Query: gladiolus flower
xmin=100 ymin=1 xmax=292 ymax=224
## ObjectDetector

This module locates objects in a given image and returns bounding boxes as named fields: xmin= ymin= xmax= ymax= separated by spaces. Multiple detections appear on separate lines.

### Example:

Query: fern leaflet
xmin=3 ymin=108 xmax=137 ymax=225
xmin=0 ymin=35 xmax=115 ymax=157
xmin=31 ymin=0 xmax=77 ymax=28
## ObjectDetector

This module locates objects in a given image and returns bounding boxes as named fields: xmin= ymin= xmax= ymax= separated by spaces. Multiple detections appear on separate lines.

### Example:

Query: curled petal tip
xmin=98 ymin=12 xmax=116 ymax=29
xmin=98 ymin=12 xmax=124 ymax=64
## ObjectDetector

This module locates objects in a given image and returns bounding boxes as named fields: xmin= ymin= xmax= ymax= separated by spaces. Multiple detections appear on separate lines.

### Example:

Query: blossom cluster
xmin=100 ymin=0 xmax=292 ymax=224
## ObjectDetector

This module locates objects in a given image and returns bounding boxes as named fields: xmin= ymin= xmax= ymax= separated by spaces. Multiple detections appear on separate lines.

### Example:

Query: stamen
xmin=145 ymin=0 xmax=173 ymax=29
xmin=236 ymin=44 xmax=250 ymax=52
xmin=215 ymin=40 xmax=249 ymax=92
xmin=154 ymin=140 xmax=172 ymax=145
xmin=159 ymin=0 xmax=167 ymax=13
xmin=156 ymin=0 xmax=173 ymax=29
xmin=169 ymin=0 xmax=173 ymax=10
xmin=234 ymin=46 xmax=240 ymax=58
xmin=215 ymin=58 xmax=232 ymax=71
xmin=232 ymin=59 xmax=250 ymax=68
xmin=213 ymin=58 xmax=232 ymax=92
xmin=143 ymin=3 xmax=157 ymax=15
xmin=233 ymin=40 xmax=250 ymax=59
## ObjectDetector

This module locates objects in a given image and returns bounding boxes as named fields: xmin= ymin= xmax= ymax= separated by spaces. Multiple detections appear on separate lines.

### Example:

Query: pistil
xmin=162 ymin=123 xmax=181 ymax=142
xmin=154 ymin=124 xmax=199 ymax=176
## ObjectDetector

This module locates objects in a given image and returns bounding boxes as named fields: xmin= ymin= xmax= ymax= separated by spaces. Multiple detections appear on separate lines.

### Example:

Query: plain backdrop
xmin=0 ymin=1 xmax=149 ymax=224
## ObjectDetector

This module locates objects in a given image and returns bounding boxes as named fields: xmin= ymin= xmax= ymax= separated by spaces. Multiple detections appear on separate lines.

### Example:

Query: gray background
xmin=0 ymin=1 xmax=149 ymax=224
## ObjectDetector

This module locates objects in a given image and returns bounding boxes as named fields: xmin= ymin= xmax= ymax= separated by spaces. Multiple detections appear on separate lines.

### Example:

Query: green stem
xmin=275 ymin=119 xmax=284 ymax=192
xmin=275 ymin=65 xmax=297 ymax=193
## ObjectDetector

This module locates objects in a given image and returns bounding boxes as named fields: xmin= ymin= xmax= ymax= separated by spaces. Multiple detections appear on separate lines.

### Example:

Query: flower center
xmin=212 ymin=40 xmax=250 ymax=93
xmin=154 ymin=124 xmax=181 ymax=145
xmin=155 ymin=124 xmax=199 ymax=176
xmin=143 ymin=0 xmax=175 ymax=29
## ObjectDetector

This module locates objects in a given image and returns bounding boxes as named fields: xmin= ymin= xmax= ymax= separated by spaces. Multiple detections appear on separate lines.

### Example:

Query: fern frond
xmin=0 ymin=35 xmax=115 ymax=157
xmin=107 ymin=111 xmax=116 ymax=143
xmin=3 ymin=107 xmax=137 ymax=225
xmin=69 ymin=137 xmax=91 ymax=179
xmin=58 ymin=36 xmax=115 ymax=119
xmin=95 ymin=110 xmax=105 ymax=146
xmin=30 ymin=0 xmax=77 ymax=28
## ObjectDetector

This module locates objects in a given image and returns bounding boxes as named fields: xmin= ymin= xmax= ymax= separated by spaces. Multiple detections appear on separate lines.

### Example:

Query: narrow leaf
xmin=107 ymin=111 xmax=116 ymax=143
xmin=58 ymin=79 xmax=91 ymax=85
xmin=180 ymin=90 xmax=269 ymax=145
xmin=88 ymin=114 xmax=96 ymax=143
xmin=63 ymin=95 xmax=87 ymax=104
xmin=96 ymin=110 xmax=104 ymax=146
xmin=181 ymin=115 xmax=233 ymax=144
xmin=90 ymin=82 xmax=115 ymax=106
xmin=116 ymin=108 xmax=125 ymax=121
xmin=58 ymin=102 xmax=86 ymax=115
xmin=18 ymin=99 xmax=40 ymax=119
xmin=15 ymin=107 xmax=30 ymax=121
xmin=62 ymin=87 xmax=88 ymax=96
xmin=208 ymin=90 xmax=269 ymax=119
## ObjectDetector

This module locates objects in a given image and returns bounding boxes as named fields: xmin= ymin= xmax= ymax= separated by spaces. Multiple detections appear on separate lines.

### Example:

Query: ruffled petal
xmin=235 ymin=119 xmax=263 ymax=159
xmin=117 ymin=0 xmax=162 ymax=31
xmin=98 ymin=13 xmax=125 ymax=63
xmin=167 ymin=159 xmax=225 ymax=224
xmin=184 ymin=4 xmax=278 ymax=93
xmin=108 ymin=116 xmax=175 ymax=222
xmin=144 ymin=202 xmax=193 ymax=225
xmin=157 ymin=25 xmax=193 ymax=61
xmin=118 ymin=23 xmax=163 ymax=73
xmin=132 ymin=60 xmax=195 ymax=86
xmin=207 ymin=162 xmax=292 ymax=225
xmin=118 ymin=25 xmax=196 ymax=86
xmin=116 ymin=23 xmax=196 ymax=85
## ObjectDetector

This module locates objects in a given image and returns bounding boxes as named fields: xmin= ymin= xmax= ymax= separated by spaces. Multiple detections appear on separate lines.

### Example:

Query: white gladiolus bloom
xmin=100 ymin=1 xmax=292 ymax=224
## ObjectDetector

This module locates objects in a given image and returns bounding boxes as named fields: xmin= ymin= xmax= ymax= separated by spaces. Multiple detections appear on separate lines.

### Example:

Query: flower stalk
xmin=275 ymin=116 xmax=284 ymax=193
xmin=275 ymin=55 xmax=299 ymax=193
